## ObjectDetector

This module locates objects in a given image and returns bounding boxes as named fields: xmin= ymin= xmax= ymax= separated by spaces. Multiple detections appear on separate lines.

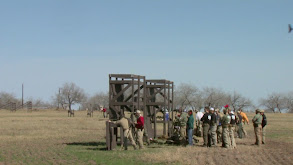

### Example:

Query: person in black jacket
xmin=209 ymin=108 xmax=217 ymax=147
xmin=201 ymin=107 xmax=211 ymax=147
xmin=260 ymin=110 xmax=267 ymax=144
xmin=228 ymin=109 xmax=237 ymax=149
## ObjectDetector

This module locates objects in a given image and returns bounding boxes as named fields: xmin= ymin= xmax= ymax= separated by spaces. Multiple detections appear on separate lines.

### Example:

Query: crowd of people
xmin=109 ymin=104 xmax=267 ymax=150
xmin=176 ymin=104 xmax=267 ymax=148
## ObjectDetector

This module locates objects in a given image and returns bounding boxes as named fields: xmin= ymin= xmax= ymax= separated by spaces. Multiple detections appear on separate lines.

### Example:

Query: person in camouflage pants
xmin=221 ymin=108 xmax=231 ymax=148
xmin=252 ymin=109 xmax=263 ymax=146
xmin=201 ymin=107 xmax=211 ymax=147
xmin=215 ymin=109 xmax=222 ymax=143
xmin=175 ymin=109 xmax=188 ymax=145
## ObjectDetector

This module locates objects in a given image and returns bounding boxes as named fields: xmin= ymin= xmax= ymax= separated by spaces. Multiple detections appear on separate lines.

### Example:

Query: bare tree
xmin=202 ymin=87 xmax=227 ymax=108
xmin=26 ymin=97 xmax=52 ymax=109
xmin=82 ymin=91 xmax=108 ymax=110
xmin=0 ymin=92 xmax=21 ymax=108
xmin=227 ymin=91 xmax=252 ymax=112
xmin=259 ymin=93 xmax=286 ymax=113
xmin=55 ymin=82 xmax=87 ymax=111
xmin=174 ymin=83 xmax=202 ymax=111
xmin=283 ymin=92 xmax=293 ymax=113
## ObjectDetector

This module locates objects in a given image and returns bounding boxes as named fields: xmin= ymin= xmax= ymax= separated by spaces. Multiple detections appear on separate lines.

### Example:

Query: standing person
xmin=237 ymin=111 xmax=243 ymax=139
xmin=228 ymin=109 xmax=237 ymax=148
xmin=260 ymin=110 xmax=267 ymax=144
xmin=176 ymin=109 xmax=188 ymax=144
xmin=215 ymin=109 xmax=222 ymax=144
xmin=135 ymin=110 xmax=144 ymax=149
xmin=109 ymin=113 xmax=137 ymax=150
xmin=195 ymin=110 xmax=204 ymax=137
xmin=221 ymin=108 xmax=231 ymax=148
xmin=209 ymin=108 xmax=217 ymax=147
xmin=187 ymin=110 xmax=194 ymax=146
xmin=252 ymin=109 xmax=263 ymax=146
xmin=102 ymin=108 xmax=107 ymax=118
xmin=201 ymin=107 xmax=211 ymax=147
xmin=239 ymin=109 xmax=249 ymax=137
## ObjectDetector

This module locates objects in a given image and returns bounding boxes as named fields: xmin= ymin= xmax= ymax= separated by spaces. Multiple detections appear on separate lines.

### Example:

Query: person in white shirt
xmin=195 ymin=110 xmax=204 ymax=137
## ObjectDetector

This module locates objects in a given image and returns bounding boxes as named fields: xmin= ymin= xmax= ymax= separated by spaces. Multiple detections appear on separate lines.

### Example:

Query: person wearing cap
xmin=175 ymin=108 xmax=188 ymax=144
xmin=221 ymin=108 xmax=231 ymax=148
xmin=239 ymin=109 xmax=249 ymax=137
xmin=201 ymin=107 xmax=212 ymax=147
xmin=252 ymin=109 xmax=263 ymax=146
xmin=187 ymin=110 xmax=194 ymax=146
xmin=215 ymin=108 xmax=223 ymax=144
xmin=109 ymin=113 xmax=137 ymax=150
xmin=135 ymin=110 xmax=145 ymax=149
xmin=209 ymin=108 xmax=217 ymax=147
xmin=260 ymin=110 xmax=267 ymax=144
xmin=236 ymin=111 xmax=243 ymax=139
xmin=228 ymin=109 xmax=237 ymax=148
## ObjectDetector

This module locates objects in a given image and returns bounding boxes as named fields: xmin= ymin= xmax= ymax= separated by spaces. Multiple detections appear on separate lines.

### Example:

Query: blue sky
xmin=1 ymin=0 xmax=293 ymax=105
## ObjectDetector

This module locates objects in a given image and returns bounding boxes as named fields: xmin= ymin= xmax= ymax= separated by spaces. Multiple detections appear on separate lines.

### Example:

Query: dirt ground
xmin=142 ymin=133 xmax=293 ymax=165
xmin=0 ymin=110 xmax=292 ymax=165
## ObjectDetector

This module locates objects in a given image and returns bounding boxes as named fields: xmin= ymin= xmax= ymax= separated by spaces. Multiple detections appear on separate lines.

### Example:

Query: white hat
xmin=135 ymin=110 xmax=141 ymax=114
xmin=210 ymin=108 xmax=215 ymax=111
xmin=231 ymin=111 xmax=234 ymax=114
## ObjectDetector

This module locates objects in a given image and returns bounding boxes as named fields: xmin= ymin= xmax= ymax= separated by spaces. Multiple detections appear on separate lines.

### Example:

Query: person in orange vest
xmin=239 ymin=109 xmax=249 ymax=137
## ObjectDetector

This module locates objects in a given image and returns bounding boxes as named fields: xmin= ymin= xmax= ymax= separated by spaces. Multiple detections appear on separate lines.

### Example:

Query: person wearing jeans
xmin=187 ymin=110 xmax=194 ymax=146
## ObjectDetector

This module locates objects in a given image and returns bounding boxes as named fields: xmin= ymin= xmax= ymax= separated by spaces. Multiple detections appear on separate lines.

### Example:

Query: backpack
xmin=230 ymin=114 xmax=236 ymax=125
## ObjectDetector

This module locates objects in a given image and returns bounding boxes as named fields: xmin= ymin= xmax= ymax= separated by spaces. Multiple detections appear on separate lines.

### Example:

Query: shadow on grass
xmin=65 ymin=141 xmax=108 ymax=151
xmin=65 ymin=141 xmax=106 ymax=146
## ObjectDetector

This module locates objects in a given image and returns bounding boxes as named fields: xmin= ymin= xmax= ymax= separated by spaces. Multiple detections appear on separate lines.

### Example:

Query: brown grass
xmin=0 ymin=110 xmax=292 ymax=165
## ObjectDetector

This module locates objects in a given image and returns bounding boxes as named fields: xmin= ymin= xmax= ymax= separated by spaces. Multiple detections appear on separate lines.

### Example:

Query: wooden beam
xmin=110 ymin=84 xmax=131 ymax=102
xmin=124 ymin=85 xmax=144 ymax=102
xmin=147 ymin=88 xmax=163 ymax=100
xmin=146 ymin=102 xmax=166 ymax=106
xmin=111 ymin=102 xmax=134 ymax=106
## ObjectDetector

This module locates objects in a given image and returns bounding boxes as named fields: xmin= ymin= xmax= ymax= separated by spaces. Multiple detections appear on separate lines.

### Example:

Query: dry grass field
xmin=0 ymin=110 xmax=293 ymax=165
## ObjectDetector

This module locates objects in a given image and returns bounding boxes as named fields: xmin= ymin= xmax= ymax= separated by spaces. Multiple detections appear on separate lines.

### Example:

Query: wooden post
xmin=22 ymin=84 xmax=24 ymax=109
xmin=106 ymin=121 xmax=110 ymax=150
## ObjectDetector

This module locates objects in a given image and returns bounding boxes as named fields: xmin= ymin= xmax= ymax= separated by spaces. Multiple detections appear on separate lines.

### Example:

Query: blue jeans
xmin=188 ymin=129 xmax=193 ymax=146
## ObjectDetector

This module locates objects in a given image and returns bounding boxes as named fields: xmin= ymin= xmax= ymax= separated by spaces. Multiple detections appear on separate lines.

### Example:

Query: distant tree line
xmin=173 ymin=83 xmax=252 ymax=112
xmin=1 ymin=82 xmax=293 ymax=113
xmin=259 ymin=92 xmax=293 ymax=113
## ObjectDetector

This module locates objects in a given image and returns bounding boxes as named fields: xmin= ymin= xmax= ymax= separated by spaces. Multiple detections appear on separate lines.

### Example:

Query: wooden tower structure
xmin=106 ymin=74 xmax=174 ymax=150
xmin=145 ymin=79 xmax=174 ymax=139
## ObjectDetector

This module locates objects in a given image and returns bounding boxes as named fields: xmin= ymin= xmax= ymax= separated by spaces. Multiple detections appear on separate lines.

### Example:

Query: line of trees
xmin=1 ymin=82 xmax=293 ymax=113
xmin=259 ymin=92 xmax=293 ymax=113
xmin=174 ymin=83 xmax=252 ymax=112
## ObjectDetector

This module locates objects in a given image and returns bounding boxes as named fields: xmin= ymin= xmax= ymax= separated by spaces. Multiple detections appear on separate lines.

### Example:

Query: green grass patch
xmin=64 ymin=142 xmax=164 ymax=165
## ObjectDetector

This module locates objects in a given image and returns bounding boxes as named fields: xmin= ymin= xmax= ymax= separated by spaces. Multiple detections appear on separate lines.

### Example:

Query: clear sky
xmin=1 ymin=0 xmax=293 ymax=105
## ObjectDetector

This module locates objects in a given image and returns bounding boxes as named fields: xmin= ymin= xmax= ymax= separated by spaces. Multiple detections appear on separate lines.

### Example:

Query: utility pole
xmin=58 ymin=88 xmax=60 ymax=109
xmin=22 ymin=83 xmax=24 ymax=109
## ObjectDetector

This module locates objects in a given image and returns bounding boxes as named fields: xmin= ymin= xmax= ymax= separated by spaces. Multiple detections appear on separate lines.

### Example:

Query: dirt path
xmin=142 ymin=132 xmax=293 ymax=165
